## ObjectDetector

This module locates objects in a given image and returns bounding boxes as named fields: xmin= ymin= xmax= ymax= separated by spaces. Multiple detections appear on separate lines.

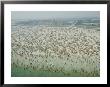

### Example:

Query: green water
xmin=11 ymin=65 xmax=99 ymax=77
xmin=11 ymin=66 xmax=66 ymax=77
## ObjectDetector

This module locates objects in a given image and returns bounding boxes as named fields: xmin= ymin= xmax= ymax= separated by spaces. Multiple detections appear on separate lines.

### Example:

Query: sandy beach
xmin=11 ymin=25 xmax=100 ymax=77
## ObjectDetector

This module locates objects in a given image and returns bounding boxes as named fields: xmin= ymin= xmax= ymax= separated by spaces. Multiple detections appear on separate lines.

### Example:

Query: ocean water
xmin=11 ymin=18 xmax=100 ymax=31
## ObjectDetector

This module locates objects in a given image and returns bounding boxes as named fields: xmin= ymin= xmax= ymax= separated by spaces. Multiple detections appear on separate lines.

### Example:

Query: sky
xmin=11 ymin=11 xmax=100 ymax=20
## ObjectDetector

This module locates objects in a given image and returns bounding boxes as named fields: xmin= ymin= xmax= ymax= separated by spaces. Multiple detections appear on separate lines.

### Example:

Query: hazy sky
xmin=11 ymin=11 xmax=100 ymax=20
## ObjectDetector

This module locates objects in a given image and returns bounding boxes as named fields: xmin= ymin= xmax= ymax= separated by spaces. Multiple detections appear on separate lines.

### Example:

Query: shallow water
xmin=11 ymin=65 xmax=99 ymax=77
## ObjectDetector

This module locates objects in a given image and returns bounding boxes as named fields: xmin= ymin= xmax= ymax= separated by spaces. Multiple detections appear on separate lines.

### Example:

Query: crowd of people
xmin=11 ymin=25 xmax=100 ymax=76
